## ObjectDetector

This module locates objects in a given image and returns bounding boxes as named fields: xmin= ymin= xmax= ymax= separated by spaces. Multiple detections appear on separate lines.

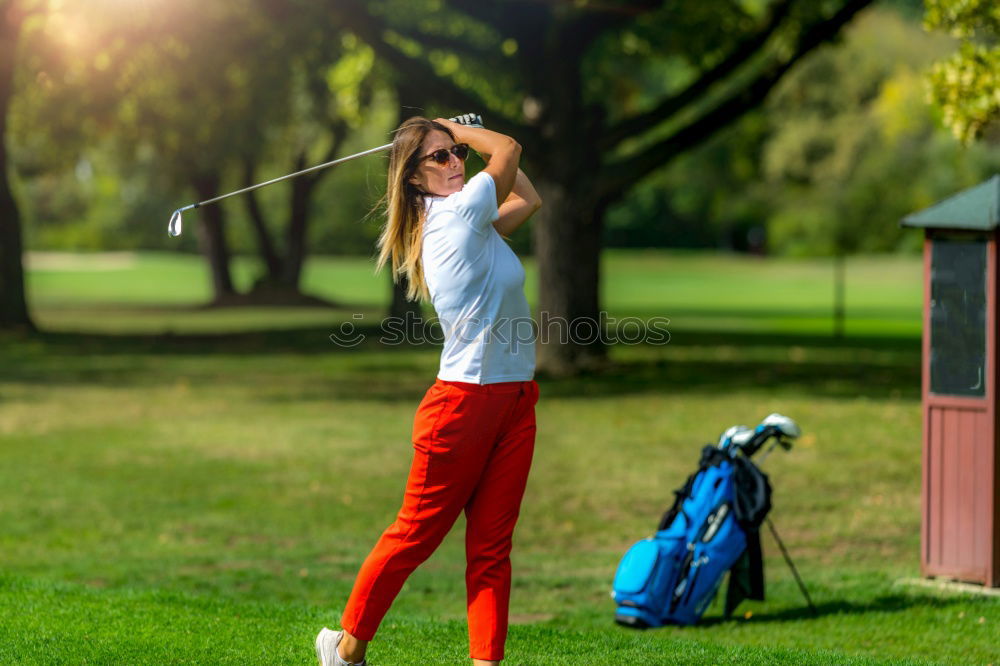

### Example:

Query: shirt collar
xmin=423 ymin=194 xmax=445 ymax=210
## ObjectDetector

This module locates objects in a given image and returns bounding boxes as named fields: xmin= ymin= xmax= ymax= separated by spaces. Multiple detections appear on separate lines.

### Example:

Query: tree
xmin=925 ymin=0 xmax=1000 ymax=143
xmin=15 ymin=0 xmax=286 ymax=302
xmin=107 ymin=1 xmax=295 ymax=304
xmin=322 ymin=0 xmax=875 ymax=374
xmin=0 ymin=0 xmax=35 ymax=332
xmin=15 ymin=1 xmax=387 ymax=305
xmin=237 ymin=10 xmax=383 ymax=302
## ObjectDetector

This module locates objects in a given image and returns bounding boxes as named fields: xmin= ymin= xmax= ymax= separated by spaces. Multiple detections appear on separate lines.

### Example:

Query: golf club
xmin=718 ymin=425 xmax=753 ymax=453
xmin=167 ymin=113 xmax=484 ymax=237
xmin=729 ymin=412 xmax=800 ymax=459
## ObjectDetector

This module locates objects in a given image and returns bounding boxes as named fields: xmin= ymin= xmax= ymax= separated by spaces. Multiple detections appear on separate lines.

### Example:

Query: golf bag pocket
xmin=662 ymin=501 xmax=746 ymax=625
xmin=612 ymin=533 xmax=685 ymax=628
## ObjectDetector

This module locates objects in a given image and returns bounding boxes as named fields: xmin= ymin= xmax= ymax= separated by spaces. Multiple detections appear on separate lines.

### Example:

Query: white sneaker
xmin=315 ymin=628 xmax=367 ymax=666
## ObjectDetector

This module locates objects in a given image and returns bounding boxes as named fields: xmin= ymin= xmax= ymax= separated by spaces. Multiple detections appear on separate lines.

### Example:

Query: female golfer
xmin=316 ymin=116 xmax=542 ymax=666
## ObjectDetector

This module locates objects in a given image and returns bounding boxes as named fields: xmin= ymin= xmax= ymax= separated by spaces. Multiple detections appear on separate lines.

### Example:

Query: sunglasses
xmin=419 ymin=143 xmax=470 ymax=165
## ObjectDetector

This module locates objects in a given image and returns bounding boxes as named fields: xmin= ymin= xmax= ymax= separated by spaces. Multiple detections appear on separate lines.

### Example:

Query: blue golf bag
xmin=612 ymin=432 xmax=776 ymax=627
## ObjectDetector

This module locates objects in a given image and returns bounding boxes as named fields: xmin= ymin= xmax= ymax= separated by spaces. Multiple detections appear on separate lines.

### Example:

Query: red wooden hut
xmin=902 ymin=175 xmax=1000 ymax=587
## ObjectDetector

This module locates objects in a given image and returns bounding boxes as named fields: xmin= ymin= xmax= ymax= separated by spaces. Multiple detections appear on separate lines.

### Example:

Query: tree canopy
xmin=925 ymin=0 xmax=1000 ymax=143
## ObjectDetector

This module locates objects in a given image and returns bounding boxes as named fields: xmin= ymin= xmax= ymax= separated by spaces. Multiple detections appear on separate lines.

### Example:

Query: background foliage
xmin=9 ymin=1 xmax=998 ymax=260
xmin=924 ymin=0 xmax=1000 ymax=143
xmin=605 ymin=4 xmax=1000 ymax=256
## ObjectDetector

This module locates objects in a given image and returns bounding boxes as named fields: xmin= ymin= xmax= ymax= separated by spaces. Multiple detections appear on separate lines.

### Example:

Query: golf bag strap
xmin=658 ymin=446 xmax=728 ymax=531
xmin=658 ymin=481 xmax=693 ymax=531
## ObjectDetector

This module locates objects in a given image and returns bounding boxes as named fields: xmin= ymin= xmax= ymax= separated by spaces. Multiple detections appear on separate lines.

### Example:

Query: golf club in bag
xmin=611 ymin=413 xmax=815 ymax=627
xmin=166 ymin=113 xmax=484 ymax=237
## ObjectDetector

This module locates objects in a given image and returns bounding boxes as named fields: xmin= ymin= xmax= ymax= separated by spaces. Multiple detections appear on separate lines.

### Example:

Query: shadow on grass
xmin=699 ymin=593 xmax=963 ymax=627
xmin=545 ymin=357 xmax=918 ymax=401
xmin=0 ymin=321 xmax=921 ymax=402
xmin=621 ymin=304 xmax=920 ymax=323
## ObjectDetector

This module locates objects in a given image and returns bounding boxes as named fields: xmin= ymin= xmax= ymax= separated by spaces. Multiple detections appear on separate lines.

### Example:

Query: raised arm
xmin=434 ymin=118 xmax=520 ymax=205
xmin=494 ymin=169 xmax=542 ymax=237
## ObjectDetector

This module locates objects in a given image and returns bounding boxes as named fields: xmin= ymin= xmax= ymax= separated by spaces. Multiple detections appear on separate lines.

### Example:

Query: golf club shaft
xmin=169 ymin=113 xmax=483 ymax=236
xmin=183 ymin=142 xmax=392 ymax=212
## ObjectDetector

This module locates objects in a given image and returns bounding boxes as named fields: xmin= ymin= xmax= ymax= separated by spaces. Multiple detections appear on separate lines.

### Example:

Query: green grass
xmin=3 ymin=250 xmax=996 ymax=664
xmin=24 ymin=249 xmax=921 ymax=337
xmin=3 ymin=576 xmax=952 ymax=665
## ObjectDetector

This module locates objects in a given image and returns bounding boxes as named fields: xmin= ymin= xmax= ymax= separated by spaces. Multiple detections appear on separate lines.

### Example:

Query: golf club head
xmin=760 ymin=413 xmax=801 ymax=439
xmin=168 ymin=209 xmax=183 ymax=237
xmin=718 ymin=425 xmax=753 ymax=452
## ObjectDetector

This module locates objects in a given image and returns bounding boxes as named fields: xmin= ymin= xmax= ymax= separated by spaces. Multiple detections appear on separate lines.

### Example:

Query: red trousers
xmin=341 ymin=379 xmax=539 ymax=661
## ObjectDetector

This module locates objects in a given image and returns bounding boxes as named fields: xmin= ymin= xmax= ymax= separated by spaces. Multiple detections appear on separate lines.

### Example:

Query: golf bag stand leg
xmin=765 ymin=517 xmax=818 ymax=616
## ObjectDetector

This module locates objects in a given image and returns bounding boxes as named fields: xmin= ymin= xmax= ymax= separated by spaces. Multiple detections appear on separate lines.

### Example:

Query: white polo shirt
xmin=421 ymin=171 xmax=535 ymax=384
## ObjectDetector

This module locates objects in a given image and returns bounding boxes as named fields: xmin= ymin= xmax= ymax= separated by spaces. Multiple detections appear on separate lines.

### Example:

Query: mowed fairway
xmin=2 ymin=251 xmax=997 ymax=665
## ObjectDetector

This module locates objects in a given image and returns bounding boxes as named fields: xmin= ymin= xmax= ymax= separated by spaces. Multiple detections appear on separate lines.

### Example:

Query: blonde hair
xmin=376 ymin=117 xmax=455 ymax=302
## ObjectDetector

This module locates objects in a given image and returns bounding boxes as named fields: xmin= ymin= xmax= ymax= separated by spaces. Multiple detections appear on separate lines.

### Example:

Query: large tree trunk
xmin=0 ymin=2 xmax=33 ymax=333
xmin=532 ymin=179 xmax=607 ymax=375
xmin=190 ymin=174 xmax=236 ymax=303
xmin=527 ymin=43 xmax=608 ymax=376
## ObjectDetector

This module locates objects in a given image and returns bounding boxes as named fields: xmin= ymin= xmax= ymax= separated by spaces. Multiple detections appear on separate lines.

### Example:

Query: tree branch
xmin=600 ymin=0 xmax=794 ymax=151
xmin=560 ymin=7 xmax=636 ymax=64
xmin=441 ymin=0 xmax=554 ymax=73
xmin=599 ymin=0 xmax=874 ymax=199
xmin=460 ymin=0 xmax=663 ymax=20
xmin=388 ymin=26 xmax=508 ymax=70
xmin=241 ymin=160 xmax=285 ymax=278
xmin=328 ymin=0 xmax=533 ymax=140
xmin=439 ymin=0 xmax=530 ymax=41
xmin=302 ymin=118 xmax=349 ymax=189
xmin=555 ymin=0 xmax=664 ymax=17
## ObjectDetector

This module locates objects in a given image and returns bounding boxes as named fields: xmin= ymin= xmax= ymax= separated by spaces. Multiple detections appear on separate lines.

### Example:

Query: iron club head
xmin=760 ymin=413 xmax=801 ymax=439
xmin=718 ymin=425 xmax=752 ymax=452
xmin=168 ymin=209 xmax=183 ymax=237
